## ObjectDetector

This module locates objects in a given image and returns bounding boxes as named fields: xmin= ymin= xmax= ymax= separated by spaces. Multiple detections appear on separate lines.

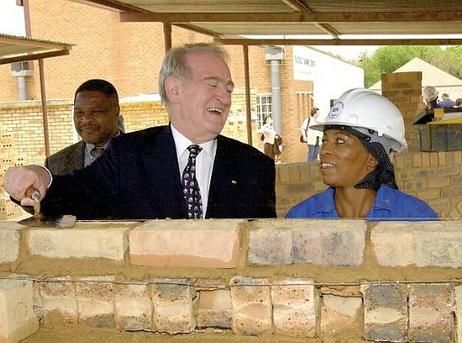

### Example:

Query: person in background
xmin=423 ymin=86 xmax=440 ymax=110
xmin=3 ymin=43 xmax=276 ymax=220
xmin=454 ymin=98 xmax=462 ymax=108
xmin=287 ymin=88 xmax=438 ymax=221
xmin=438 ymin=93 xmax=456 ymax=108
xmin=300 ymin=107 xmax=322 ymax=161
xmin=260 ymin=116 xmax=282 ymax=160
xmin=45 ymin=79 xmax=123 ymax=175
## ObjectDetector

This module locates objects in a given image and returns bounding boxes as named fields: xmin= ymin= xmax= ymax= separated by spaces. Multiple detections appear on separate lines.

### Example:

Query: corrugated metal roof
xmin=0 ymin=33 xmax=73 ymax=64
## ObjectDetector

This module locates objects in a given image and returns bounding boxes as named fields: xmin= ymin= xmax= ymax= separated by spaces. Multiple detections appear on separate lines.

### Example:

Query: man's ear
xmin=367 ymin=154 xmax=379 ymax=171
xmin=164 ymin=76 xmax=182 ymax=104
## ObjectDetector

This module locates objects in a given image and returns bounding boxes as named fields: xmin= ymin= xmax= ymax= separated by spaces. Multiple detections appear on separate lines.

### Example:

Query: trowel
xmin=18 ymin=191 xmax=76 ymax=229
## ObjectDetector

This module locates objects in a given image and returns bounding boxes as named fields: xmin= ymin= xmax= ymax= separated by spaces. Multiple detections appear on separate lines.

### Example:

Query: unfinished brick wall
xmin=276 ymin=150 xmax=462 ymax=218
xmin=381 ymin=71 xmax=426 ymax=152
xmin=0 ymin=219 xmax=461 ymax=341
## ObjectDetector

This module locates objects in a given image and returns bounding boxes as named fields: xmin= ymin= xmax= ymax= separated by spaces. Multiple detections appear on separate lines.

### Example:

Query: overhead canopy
xmin=0 ymin=33 xmax=73 ymax=65
xmin=71 ymin=0 xmax=462 ymax=45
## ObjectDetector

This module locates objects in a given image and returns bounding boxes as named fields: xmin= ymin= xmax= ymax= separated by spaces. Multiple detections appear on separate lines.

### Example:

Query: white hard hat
xmin=423 ymin=86 xmax=438 ymax=101
xmin=311 ymin=88 xmax=407 ymax=152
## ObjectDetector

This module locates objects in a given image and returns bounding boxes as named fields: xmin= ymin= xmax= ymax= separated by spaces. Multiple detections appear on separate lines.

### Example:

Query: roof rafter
xmin=119 ymin=10 xmax=462 ymax=23
xmin=215 ymin=38 xmax=462 ymax=46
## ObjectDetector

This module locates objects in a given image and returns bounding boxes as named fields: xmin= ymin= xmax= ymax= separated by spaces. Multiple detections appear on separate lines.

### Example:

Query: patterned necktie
xmin=90 ymin=146 xmax=104 ymax=160
xmin=182 ymin=144 xmax=203 ymax=219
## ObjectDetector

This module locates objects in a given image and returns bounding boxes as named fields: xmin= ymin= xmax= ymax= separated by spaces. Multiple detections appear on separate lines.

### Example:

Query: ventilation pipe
xmin=264 ymin=45 xmax=285 ymax=135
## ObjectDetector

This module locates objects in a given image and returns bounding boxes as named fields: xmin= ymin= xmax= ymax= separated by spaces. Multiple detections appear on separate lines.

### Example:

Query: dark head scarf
xmin=324 ymin=125 xmax=398 ymax=191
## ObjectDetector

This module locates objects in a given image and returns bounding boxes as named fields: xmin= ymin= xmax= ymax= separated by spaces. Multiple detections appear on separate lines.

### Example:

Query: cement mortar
xmin=21 ymin=324 xmax=365 ymax=342
xmin=7 ymin=253 xmax=462 ymax=284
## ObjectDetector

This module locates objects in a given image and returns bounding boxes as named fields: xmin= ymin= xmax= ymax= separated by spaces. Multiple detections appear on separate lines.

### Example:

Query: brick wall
xmin=0 ymin=219 xmax=461 ymax=341
xmin=381 ymin=71 xmax=426 ymax=152
xmin=0 ymin=0 xmax=310 ymax=163
xmin=276 ymin=150 xmax=462 ymax=218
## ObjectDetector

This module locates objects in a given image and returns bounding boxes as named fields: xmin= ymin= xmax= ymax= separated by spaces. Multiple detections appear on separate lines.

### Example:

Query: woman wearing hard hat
xmin=286 ymin=88 xmax=438 ymax=220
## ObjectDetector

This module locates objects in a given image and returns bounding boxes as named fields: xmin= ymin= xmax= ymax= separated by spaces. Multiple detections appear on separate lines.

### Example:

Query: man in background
xmin=45 ymin=79 xmax=122 ymax=175
xmin=438 ymin=93 xmax=456 ymax=108
xmin=300 ymin=107 xmax=322 ymax=161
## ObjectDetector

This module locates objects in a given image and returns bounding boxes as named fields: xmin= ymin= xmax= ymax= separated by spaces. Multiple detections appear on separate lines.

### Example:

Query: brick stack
xmin=381 ymin=71 xmax=425 ymax=152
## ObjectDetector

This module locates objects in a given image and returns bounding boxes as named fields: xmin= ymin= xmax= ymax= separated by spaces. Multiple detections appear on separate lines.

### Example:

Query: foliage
xmin=357 ymin=46 xmax=462 ymax=88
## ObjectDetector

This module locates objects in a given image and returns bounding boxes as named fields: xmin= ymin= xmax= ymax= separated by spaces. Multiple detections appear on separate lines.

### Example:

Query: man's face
xmin=73 ymin=90 xmax=119 ymax=146
xmin=319 ymin=129 xmax=376 ymax=189
xmin=168 ymin=50 xmax=234 ymax=143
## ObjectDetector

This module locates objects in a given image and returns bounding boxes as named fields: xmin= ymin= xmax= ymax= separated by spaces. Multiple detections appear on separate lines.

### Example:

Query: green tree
xmin=358 ymin=46 xmax=456 ymax=88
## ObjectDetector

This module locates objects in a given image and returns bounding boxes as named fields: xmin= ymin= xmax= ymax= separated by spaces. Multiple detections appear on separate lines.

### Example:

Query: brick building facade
xmin=0 ymin=0 xmax=322 ymax=162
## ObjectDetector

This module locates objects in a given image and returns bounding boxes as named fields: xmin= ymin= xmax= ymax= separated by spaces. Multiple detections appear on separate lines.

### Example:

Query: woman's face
xmin=319 ymin=129 xmax=377 ymax=188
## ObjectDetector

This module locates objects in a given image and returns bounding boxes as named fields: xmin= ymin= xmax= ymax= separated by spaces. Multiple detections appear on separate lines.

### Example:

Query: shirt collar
xmin=370 ymin=184 xmax=394 ymax=211
xmin=170 ymin=124 xmax=215 ymax=159
xmin=84 ymin=130 xmax=121 ymax=154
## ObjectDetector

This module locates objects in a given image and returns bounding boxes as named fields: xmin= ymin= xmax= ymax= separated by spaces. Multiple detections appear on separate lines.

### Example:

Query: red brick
xmin=129 ymin=220 xmax=241 ymax=268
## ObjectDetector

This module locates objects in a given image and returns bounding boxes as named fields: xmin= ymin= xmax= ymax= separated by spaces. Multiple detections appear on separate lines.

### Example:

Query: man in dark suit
xmin=4 ymin=43 xmax=276 ymax=220
xmin=45 ymin=79 xmax=122 ymax=175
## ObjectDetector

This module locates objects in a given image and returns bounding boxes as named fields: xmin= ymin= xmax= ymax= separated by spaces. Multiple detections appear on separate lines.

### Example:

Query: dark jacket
xmin=41 ymin=125 xmax=276 ymax=220
xmin=45 ymin=141 xmax=85 ymax=175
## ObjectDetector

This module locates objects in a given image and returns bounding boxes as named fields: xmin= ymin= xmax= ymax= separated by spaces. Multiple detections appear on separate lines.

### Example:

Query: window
xmin=296 ymin=91 xmax=313 ymax=125
xmin=256 ymin=94 xmax=272 ymax=128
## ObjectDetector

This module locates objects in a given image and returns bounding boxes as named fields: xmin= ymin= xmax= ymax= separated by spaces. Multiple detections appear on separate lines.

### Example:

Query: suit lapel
xmin=69 ymin=141 xmax=85 ymax=170
xmin=207 ymin=136 xmax=237 ymax=218
xmin=142 ymin=125 xmax=187 ymax=218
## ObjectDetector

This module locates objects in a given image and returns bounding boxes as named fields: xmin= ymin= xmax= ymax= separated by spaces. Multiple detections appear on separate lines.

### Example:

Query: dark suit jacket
xmin=41 ymin=125 xmax=276 ymax=220
xmin=45 ymin=141 xmax=85 ymax=175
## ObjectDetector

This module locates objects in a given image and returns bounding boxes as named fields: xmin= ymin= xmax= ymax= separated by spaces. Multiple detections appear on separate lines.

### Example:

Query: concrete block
xmin=321 ymin=294 xmax=362 ymax=335
xmin=196 ymin=289 xmax=232 ymax=329
xmin=408 ymin=283 xmax=455 ymax=342
xmin=0 ymin=223 xmax=20 ymax=263
xmin=292 ymin=220 xmax=365 ymax=266
xmin=272 ymin=278 xmax=316 ymax=337
xmin=27 ymin=225 xmax=128 ymax=261
xmin=0 ymin=279 xmax=39 ymax=343
xmin=129 ymin=220 xmax=241 ymax=268
xmin=75 ymin=276 xmax=115 ymax=328
xmin=114 ymin=283 xmax=152 ymax=331
xmin=230 ymin=277 xmax=272 ymax=336
xmin=362 ymin=283 xmax=407 ymax=342
xmin=372 ymin=221 xmax=462 ymax=268
xmin=38 ymin=278 xmax=77 ymax=324
xmin=151 ymin=279 xmax=195 ymax=334
xmin=248 ymin=221 xmax=293 ymax=265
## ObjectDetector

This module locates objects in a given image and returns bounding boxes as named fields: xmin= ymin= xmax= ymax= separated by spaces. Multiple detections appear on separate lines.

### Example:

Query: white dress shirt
xmin=170 ymin=125 xmax=217 ymax=218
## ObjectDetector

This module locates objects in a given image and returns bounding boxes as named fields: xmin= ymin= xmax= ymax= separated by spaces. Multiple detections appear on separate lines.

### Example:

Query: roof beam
xmin=216 ymin=38 xmax=462 ymax=46
xmin=69 ymin=0 xmax=147 ymax=13
xmin=282 ymin=0 xmax=341 ymax=38
xmin=280 ymin=0 xmax=313 ymax=14
xmin=0 ymin=49 xmax=70 ymax=65
xmin=173 ymin=24 xmax=221 ymax=38
xmin=120 ymin=10 xmax=462 ymax=23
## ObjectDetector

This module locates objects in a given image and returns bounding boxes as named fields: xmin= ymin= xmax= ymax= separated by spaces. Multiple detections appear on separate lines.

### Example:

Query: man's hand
xmin=3 ymin=165 xmax=50 ymax=206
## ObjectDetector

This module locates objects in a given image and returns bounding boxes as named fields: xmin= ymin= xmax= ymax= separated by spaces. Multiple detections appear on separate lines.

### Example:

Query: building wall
xmin=0 ymin=0 xmax=367 ymax=163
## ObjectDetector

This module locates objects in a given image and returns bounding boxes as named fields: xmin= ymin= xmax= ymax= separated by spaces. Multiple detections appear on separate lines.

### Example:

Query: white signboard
xmin=293 ymin=46 xmax=316 ymax=81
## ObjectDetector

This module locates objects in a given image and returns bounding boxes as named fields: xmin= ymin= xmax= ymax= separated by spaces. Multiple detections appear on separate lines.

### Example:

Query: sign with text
xmin=293 ymin=46 xmax=316 ymax=81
